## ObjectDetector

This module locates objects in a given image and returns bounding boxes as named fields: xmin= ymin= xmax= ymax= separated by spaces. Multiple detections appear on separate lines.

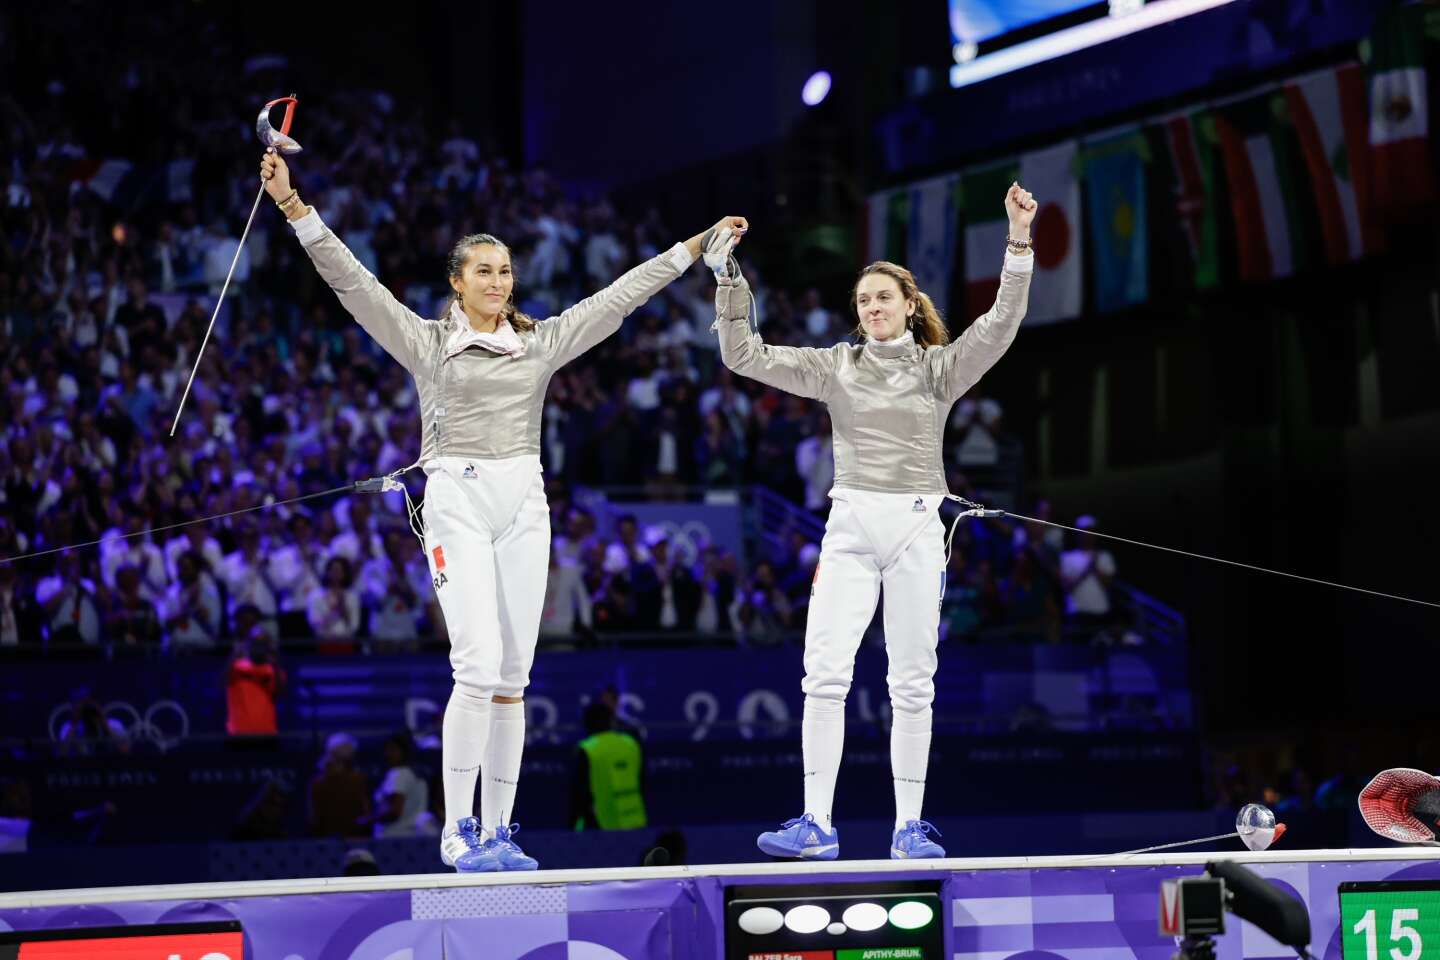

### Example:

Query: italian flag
xmin=1365 ymin=4 xmax=1436 ymax=223
xmin=1212 ymin=90 xmax=1317 ymax=283
xmin=960 ymin=160 xmax=1019 ymax=322
xmin=1283 ymin=63 xmax=1383 ymax=263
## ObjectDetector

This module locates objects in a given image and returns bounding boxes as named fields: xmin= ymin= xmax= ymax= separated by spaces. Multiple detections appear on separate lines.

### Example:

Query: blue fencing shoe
xmin=890 ymin=819 xmax=945 ymax=859
xmin=756 ymin=813 xmax=840 ymax=860
xmin=439 ymin=817 xmax=500 ymax=873
xmin=486 ymin=823 xmax=539 ymax=871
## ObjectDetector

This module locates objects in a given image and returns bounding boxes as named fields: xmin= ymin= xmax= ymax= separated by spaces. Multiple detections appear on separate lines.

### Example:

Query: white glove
xmin=702 ymin=225 xmax=741 ymax=281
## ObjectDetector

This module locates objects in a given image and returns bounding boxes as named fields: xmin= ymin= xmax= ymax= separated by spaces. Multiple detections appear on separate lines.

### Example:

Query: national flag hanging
xmin=1019 ymin=140 xmax=1083 ymax=324
xmin=1364 ymin=3 xmax=1437 ymax=224
xmin=960 ymin=159 xmax=1020 ymax=323
xmin=905 ymin=173 xmax=962 ymax=318
xmin=1283 ymin=63 xmax=1384 ymax=263
xmin=1082 ymin=128 xmax=1150 ymax=313
xmin=1148 ymin=109 xmax=1224 ymax=292
xmin=1211 ymin=89 xmax=1321 ymax=283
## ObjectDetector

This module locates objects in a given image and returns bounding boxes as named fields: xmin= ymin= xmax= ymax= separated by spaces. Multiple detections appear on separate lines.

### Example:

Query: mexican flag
xmin=1081 ymin=128 xmax=1149 ymax=313
xmin=1148 ymin=109 xmax=1223 ymax=292
xmin=1283 ymin=63 xmax=1383 ymax=262
xmin=1212 ymin=89 xmax=1320 ymax=283
xmin=1020 ymin=140 xmax=1083 ymax=324
xmin=905 ymin=173 xmax=962 ymax=318
xmin=1364 ymin=4 xmax=1436 ymax=223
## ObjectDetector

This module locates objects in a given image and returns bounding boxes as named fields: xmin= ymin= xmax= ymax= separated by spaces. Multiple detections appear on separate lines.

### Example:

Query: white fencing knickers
xmin=800 ymin=488 xmax=945 ymax=828
xmin=422 ymin=455 xmax=550 ymax=699
xmin=421 ymin=455 xmax=549 ymax=831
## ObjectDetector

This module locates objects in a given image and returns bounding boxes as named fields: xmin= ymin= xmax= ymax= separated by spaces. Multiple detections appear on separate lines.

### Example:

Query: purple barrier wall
xmin=1 ymin=854 xmax=1437 ymax=959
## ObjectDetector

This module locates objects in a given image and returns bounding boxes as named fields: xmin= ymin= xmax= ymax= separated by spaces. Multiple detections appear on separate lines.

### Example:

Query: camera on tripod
xmin=1160 ymin=860 xmax=1313 ymax=960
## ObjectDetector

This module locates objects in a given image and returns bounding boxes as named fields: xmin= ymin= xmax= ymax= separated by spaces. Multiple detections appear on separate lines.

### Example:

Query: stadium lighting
xmin=802 ymin=71 xmax=832 ymax=106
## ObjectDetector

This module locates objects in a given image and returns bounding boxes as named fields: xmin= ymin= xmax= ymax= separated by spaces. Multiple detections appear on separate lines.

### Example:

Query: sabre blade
xmin=168 ymin=183 xmax=266 ymax=436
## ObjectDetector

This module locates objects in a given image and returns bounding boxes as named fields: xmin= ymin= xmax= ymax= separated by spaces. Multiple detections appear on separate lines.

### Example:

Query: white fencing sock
xmin=891 ymin=706 xmax=933 ymax=832
xmin=442 ymin=688 xmax=491 ymax=832
xmin=802 ymin=695 xmax=846 ymax=832
xmin=481 ymin=699 xmax=526 ymax=830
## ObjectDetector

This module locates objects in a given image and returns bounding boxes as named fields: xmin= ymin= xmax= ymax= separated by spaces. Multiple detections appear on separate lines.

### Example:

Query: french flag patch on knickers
xmin=432 ymin=545 xmax=446 ymax=571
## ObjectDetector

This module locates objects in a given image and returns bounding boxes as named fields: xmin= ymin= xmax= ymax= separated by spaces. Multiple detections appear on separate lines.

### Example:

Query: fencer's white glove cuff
xmin=702 ymin=225 xmax=741 ymax=281
xmin=663 ymin=242 xmax=695 ymax=274
xmin=290 ymin=208 xmax=325 ymax=246
xmin=1003 ymin=249 xmax=1034 ymax=274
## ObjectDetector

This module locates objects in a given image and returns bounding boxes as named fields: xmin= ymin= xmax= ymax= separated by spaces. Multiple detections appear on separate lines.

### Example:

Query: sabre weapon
xmin=169 ymin=95 xmax=302 ymax=437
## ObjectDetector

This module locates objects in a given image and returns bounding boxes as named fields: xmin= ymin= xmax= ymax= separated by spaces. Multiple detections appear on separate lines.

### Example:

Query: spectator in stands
xmin=731 ymin=560 xmax=791 ymax=646
xmin=801 ymin=288 xmax=836 ymax=345
xmin=164 ymin=524 xmax=224 ymax=583
xmin=360 ymin=530 xmax=429 ymax=651
xmin=794 ymin=412 xmax=834 ymax=515
xmin=162 ymin=549 xmax=222 ymax=650
xmin=1059 ymin=515 xmax=1116 ymax=639
xmin=0 ymin=779 xmax=32 ymax=854
xmin=103 ymin=564 xmax=162 ymax=650
xmin=999 ymin=548 xmax=1059 ymax=643
xmin=269 ymin=512 xmax=326 ymax=632
xmin=694 ymin=546 xmax=737 ymax=635
xmin=307 ymin=556 xmax=361 ymax=647
xmin=220 ymin=521 xmax=278 ymax=641
xmin=370 ymin=732 xmax=434 ymax=839
xmin=55 ymin=689 xmax=130 ymax=757
xmin=230 ymin=780 xmax=290 ymax=842
xmin=649 ymin=530 xmax=699 ymax=631
xmin=342 ymin=848 xmax=382 ymax=876
xmin=541 ymin=543 xmax=592 ymax=644
xmin=949 ymin=391 xmax=1004 ymax=468
xmin=3 ymin=559 xmax=45 ymax=647
xmin=308 ymin=732 xmax=371 ymax=839
xmin=695 ymin=409 xmax=745 ymax=487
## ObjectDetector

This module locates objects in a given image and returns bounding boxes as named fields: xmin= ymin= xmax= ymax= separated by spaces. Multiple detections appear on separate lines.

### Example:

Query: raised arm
xmin=713 ymin=272 xmax=836 ymax=401
xmin=534 ymin=215 xmax=748 ymax=368
xmin=262 ymin=150 xmax=428 ymax=373
xmin=929 ymin=182 xmax=1037 ymax=401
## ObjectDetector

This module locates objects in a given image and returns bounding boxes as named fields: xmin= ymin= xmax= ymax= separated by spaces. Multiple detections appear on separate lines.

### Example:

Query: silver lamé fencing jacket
xmin=714 ymin=253 xmax=1033 ymax=495
xmin=293 ymin=209 xmax=694 ymax=463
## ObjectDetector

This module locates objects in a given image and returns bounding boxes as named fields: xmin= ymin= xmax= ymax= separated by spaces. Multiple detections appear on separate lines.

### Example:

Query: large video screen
xmin=949 ymin=0 xmax=1097 ymax=46
xmin=947 ymin=0 xmax=1242 ymax=89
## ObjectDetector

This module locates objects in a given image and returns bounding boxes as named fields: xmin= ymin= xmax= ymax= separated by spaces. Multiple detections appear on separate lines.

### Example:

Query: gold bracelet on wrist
xmin=275 ymin=190 xmax=299 ymax=209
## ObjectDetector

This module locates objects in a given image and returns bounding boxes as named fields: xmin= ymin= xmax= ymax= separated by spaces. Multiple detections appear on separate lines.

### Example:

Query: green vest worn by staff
xmin=577 ymin=730 xmax=647 ymax=830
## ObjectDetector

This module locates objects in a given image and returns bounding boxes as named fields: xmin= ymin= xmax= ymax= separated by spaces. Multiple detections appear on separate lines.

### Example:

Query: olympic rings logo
xmin=48 ymin=699 xmax=192 ymax=751
xmin=646 ymin=520 xmax=714 ymax=566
